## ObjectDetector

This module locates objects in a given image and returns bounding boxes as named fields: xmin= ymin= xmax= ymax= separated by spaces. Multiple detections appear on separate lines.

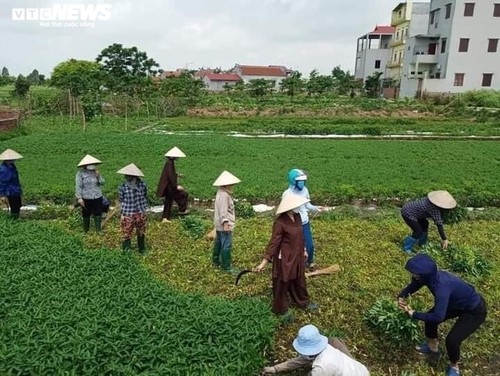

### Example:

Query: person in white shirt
xmin=263 ymin=324 xmax=370 ymax=376
xmin=282 ymin=169 xmax=320 ymax=268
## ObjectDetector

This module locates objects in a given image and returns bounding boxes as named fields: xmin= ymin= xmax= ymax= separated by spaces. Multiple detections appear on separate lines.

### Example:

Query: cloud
xmin=0 ymin=0 xmax=417 ymax=77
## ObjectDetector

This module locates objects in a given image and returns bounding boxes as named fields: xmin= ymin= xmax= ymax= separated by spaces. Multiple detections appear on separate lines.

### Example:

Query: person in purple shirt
xmin=401 ymin=190 xmax=457 ymax=254
xmin=397 ymin=254 xmax=486 ymax=376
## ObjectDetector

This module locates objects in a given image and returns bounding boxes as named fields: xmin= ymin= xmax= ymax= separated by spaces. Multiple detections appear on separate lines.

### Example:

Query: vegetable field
xmin=2 ymin=116 xmax=500 ymax=206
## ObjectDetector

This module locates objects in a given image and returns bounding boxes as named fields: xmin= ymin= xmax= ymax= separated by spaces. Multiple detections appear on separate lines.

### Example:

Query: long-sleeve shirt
xmin=309 ymin=345 xmax=370 ymax=376
xmin=75 ymin=170 xmax=104 ymax=200
xmin=213 ymin=188 xmax=235 ymax=231
xmin=398 ymin=256 xmax=482 ymax=324
xmin=282 ymin=186 xmax=318 ymax=225
xmin=119 ymin=180 xmax=148 ymax=216
xmin=0 ymin=162 xmax=22 ymax=196
xmin=401 ymin=197 xmax=447 ymax=240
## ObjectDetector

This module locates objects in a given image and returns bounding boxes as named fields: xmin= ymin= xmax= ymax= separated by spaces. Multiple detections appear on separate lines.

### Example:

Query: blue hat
xmin=292 ymin=325 xmax=328 ymax=356
xmin=287 ymin=169 xmax=308 ymax=186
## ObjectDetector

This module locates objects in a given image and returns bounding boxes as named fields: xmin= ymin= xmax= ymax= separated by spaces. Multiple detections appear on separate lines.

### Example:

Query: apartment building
xmin=387 ymin=1 xmax=430 ymax=83
xmin=400 ymin=0 xmax=500 ymax=97
xmin=354 ymin=25 xmax=394 ymax=81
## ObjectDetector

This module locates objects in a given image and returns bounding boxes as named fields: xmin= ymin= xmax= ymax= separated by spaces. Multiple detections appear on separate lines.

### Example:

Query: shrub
xmin=180 ymin=213 xmax=212 ymax=239
xmin=364 ymin=299 xmax=421 ymax=345
xmin=235 ymin=201 xmax=256 ymax=218
xmin=441 ymin=206 xmax=468 ymax=225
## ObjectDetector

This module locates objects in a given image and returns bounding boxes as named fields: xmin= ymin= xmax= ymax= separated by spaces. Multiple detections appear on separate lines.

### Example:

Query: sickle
xmin=235 ymin=269 xmax=254 ymax=286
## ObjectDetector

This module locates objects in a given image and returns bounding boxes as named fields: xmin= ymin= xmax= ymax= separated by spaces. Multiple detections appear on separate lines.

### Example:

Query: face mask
xmin=86 ymin=164 xmax=96 ymax=171
xmin=292 ymin=207 xmax=301 ymax=213
xmin=296 ymin=180 xmax=305 ymax=190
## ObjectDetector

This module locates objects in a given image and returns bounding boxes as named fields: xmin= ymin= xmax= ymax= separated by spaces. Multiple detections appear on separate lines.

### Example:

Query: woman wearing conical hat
xmin=117 ymin=164 xmax=148 ymax=254
xmin=75 ymin=155 xmax=105 ymax=233
xmin=401 ymin=190 xmax=457 ymax=254
xmin=156 ymin=146 xmax=189 ymax=223
xmin=212 ymin=170 xmax=240 ymax=273
xmin=254 ymin=194 xmax=318 ymax=316
xmin=0 ymin=149 xmax=24 ymax=219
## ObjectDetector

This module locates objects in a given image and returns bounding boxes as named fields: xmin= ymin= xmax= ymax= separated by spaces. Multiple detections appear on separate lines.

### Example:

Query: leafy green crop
xmin=0 ymin=214 xmax=276 ymax=375
xmin=180 ymin=213 xmax=212 ymax=239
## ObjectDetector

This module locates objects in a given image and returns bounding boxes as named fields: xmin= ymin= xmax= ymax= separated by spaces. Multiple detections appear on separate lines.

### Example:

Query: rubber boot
xmin=94 ymin=216 xmax=102 ymax=233
xmin=212 ymin=244 xmax=221 ymax=267
xmin=402 ymin=236 xmax=417 ymax=254
xmin=221 ymin=248 xmax=239 ymax=275
xmin=137 ymin=235 xmax=146 ymax=255
xmin=122 ymin=239 xmax=131 ymax=251
xmin=83 ymin=217 xmax=91 ymax=233
xmin=418 ymin=232 xmax=428 ymax=246
xmin=10 ymin=213 xmax=20 ymax=220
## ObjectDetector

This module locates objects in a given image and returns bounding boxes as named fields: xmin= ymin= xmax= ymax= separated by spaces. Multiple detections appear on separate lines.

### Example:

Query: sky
xmin=0 ymin=0 xmax=423 ymax=77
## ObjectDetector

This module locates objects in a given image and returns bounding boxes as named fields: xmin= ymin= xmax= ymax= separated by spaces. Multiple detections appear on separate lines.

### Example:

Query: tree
xmin=27 ymin=69 xmax=41 ymax=85
xmin=0 ymin=67 xmax=14 ymax=86
xmin=306 ymin=69 xmax=333 ymax=95
xmin=364 ymin=72 xmax=384 ymax=98
xmin=331 ymin=66 xmax=360 ymax=95
xmin=1 ymin=67 xmax=9 ymax=76
xmin=51 ymin=59 xmax=104 ymax=122
xmin=96 ymin=43 xmax=159 ymax=94
xmin=160 ymin=72 xmax=205 ymax=105
xmin=14 ymin=75 xmax=30 ymax=97
xmin=279 ymin=71 xmax=304 ymax=98
xmin=246 ymin=79 xmax=274 ymax=98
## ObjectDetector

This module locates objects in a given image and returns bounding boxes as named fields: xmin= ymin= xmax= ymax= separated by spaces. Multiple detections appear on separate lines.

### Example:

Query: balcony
xmin=387 ymin=61 xmax=403 ymax=69
xmin=389 ymin=39 xmax=405 ymax=48
xmin=412 ymin=53 xmax=438 ymax=64
xmin=391 ymin=15 xmax=409 ymax=26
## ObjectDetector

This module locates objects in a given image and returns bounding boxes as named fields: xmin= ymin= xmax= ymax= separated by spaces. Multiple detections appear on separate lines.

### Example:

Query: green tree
xmin=331 ymin=66 xmax=360 ymax=95
xmin=246 ymin=79 xmax=274 ymax=98
xmin=1 ymin=67 xmax=9 ymax=76
xmin=279 ymin=70 xmax=304 ymax=98
xmin=364 ymin=72 xmax=384 ymax=98
xmin=27 ymin=69 xmax=41 ymax=85
xmin=306 ymin=69 xmax=333 ymax=95
xmin=160 ymin=72 xmax=205 ymax=104
xmin=51 ymin=59 xmax=104 ymax=122
xmin=96 ymin=43 xmax=159 ymax=95
xmin=0 ymin=67 xmax=14 ymax=86
xmin=14 ymin=75 xmax=30 ymax=97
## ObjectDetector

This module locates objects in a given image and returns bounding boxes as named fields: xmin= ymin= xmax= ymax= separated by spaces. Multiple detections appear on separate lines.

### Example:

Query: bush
xmin=235 ymin=201 xmax=256 ymax=218
xmin=180 ymin=213 xmax=212 ymax=239
xmin=0 ymin=215 xmax=276 ymax=375
xmin=441 ymin=206 xmax=468 ymax=225
xmin=421 ymin=243 xmax=491 ymax=280
xmin=364 ymin=299 xmax=421 ymax=345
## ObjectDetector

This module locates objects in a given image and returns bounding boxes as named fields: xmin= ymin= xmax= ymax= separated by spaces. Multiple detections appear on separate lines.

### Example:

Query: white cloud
xmin=0 ymin=0 xmax=424 ymax=77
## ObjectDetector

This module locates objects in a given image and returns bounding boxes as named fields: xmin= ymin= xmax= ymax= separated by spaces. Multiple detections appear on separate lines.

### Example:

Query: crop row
xmin=0 ymin=215 xmax=275 ymax=374
xmin=2 ymin=128 xmax=500 ymax=206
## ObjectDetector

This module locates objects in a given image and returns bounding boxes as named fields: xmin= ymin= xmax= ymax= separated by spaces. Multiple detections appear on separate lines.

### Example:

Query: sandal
xmin=415 ymin=342 xmax=440 ymax=355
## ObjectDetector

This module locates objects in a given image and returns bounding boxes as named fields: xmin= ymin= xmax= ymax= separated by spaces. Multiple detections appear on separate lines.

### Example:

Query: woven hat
xmin=292 ymin=325 xmax=328 ymax=356
xmin=77 ymin=155 xmax=102 ymax=167
xmin=276 ymin=194 xmax=310 ymax=215
xmin=165 ymin=146 xmax=186 ymax=158
xmin=213 ymin=171 xmax=241 ymax=187
xmin=428 ymin=190 xmax=457 ymax=209
xmin=117 ymin=163 xmax=144 ymax=177
xmin=0 ymin=149 xmax=23 ymax=161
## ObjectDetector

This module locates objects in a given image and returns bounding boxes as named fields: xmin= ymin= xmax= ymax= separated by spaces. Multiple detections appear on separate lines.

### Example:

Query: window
xmin=464 ymin=3 xmax=475 ymax=16
xmin=494 ymin=4 xmax=500 ymax=17
xmin=441 ymin=38 xmax=447 ymax=53
xmin=375 ymin=60 xmax=381 ymax=69
xmin=454 ymin=73 xmax=465 ymax=86
xmin=445 ymin=3 xmax=452 ymax=19
xmin=482 ymin=73 xmax=493 ymax=87
xmin=430 ymin=10 xmax=435 ymax=24
xmin=459 ymin=38 xmax=470 ymax=52
xmin=488 ymin=39 xmax=499 ymax=52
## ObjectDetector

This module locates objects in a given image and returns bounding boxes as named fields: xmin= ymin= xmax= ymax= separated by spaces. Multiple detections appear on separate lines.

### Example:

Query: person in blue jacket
xmin=397 ymin=254 xmax=487 ymax=376
xmin=283 ymin=169 xmax=321 ymax=268
xmin=0 ymin=149 xmax=23 ymax=219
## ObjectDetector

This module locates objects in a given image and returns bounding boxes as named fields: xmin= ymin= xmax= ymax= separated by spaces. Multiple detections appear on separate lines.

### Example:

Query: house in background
xmin=231 ymin=64 xmax=289 ymax=89
xmin=400 ymin=0 xmax=500 ymax=97
xmin=354 ymin=25 xmax=394 ymax=82
xmin=387 ymin=1 xmax=430 ymax=84
xmin=202 ymin=73 xmax=242 ymax=91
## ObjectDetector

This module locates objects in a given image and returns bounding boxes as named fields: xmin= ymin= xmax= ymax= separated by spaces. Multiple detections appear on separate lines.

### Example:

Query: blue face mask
xmin=296 ymin=180 xmax=305 ymax=190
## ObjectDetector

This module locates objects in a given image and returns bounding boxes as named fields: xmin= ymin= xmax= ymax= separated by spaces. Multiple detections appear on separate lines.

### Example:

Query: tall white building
xmin=400 ymin=0 xmax=500 ymax=97
xmin=355 ymin=26 xmax=394 ymax=82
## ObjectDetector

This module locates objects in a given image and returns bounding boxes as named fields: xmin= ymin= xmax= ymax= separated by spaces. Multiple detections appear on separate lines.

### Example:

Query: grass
xmin=47 ymin=209 xmax=500 ymax=376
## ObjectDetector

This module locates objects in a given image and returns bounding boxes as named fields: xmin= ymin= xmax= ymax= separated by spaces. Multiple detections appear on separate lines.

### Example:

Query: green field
xmin=1 ymin=115 xmax=499 ymax=376
xmin=1 ymin=116 xmax=499 ymax=206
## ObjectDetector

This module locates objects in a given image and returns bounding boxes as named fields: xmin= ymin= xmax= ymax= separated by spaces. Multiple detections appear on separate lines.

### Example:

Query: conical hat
xmin=428 ymin=190 xmax=457 ymax=209
xmin=77 ymin=154 xmax=102 ymax=167
xmin=276 ymin=194 xmax=310 ymax=215
xmin=117 ymin=163 xmax=144 ymax=177
xmin=164 ymin=146 xmax=186 ymax=158
xmin=0 ymin=149 xmax=23 ymax=161
xmin=213 ymin=171 xmax=241 ymax=186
